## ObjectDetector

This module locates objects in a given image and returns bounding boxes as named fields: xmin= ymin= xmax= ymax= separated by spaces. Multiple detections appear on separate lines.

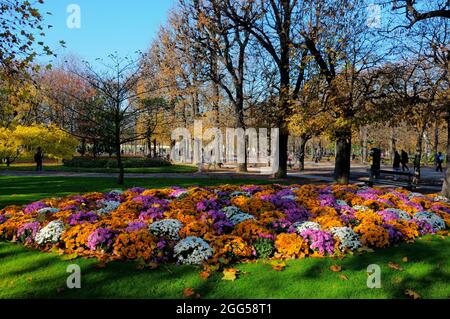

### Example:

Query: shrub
xmin=63 ymin=156 xmax=171 ymax=168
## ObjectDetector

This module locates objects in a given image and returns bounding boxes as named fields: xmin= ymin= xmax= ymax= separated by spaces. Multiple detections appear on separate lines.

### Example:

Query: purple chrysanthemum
xmin=87 ymin=228 xmax=116 ymax=251
xmin=300 ymin=229 xmax=335 ymax=255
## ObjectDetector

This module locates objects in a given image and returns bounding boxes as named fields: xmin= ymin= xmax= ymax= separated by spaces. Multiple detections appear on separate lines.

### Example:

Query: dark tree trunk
xmin=413 ymin=130 xmax=424 ymax=184
xmin=434 ymin=119 xmax=439 ymax=166
xmin=334 ymin=128 xmax=352 ymax=184
xmin=153 ymin=139 xmax=157 ymax=158
xmin=273 ymin=130 xmax=289 ymax=178
xmin=442 ymin=114 xmax=450 ymax=197
xmin=6 ymin=157 xmax=11 ymax=167
xmin=298 ymin=135 xmax=308 ymax=171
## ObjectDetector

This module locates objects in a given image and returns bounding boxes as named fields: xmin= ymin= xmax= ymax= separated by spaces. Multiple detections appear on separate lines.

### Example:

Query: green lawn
xmin=0 ymin=176 xmax=271 ymax=208
xmin=0 ymin=176 xmax=449 ymax=299
xmin=0 ymin=236 xmax=448 ymax=299
xmin=0 ymin=163 xmax=198 ymax=174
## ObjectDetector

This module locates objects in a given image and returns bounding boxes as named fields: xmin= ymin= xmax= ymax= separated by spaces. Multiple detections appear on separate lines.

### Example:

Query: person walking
xmin=393 ymin=150 xmax=401 ymax=180
xmin=401 ymin=150 xmax=409 ymax=172
xmin=34 ymin=147 xmax=44 ymax=172
xmin=436 ymin=152 xmax=444 ymax=172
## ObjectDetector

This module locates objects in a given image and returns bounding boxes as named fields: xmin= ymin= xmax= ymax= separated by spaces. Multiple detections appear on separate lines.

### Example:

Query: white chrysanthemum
xmin=173 ymin=236 xmax=213 ymax=265
xmin=294 ymin=221 xmax=321 ymax=234
xmin=37 ymin=207 xmax=60 ymax=215
xmin=230 ymin=191 xmax=251 ymax=198
xmin=352 ymin=205 xmax=370 ymax=212
xmin=408 ymin=192 xmax=425 ymax=200
xmin=221 ymin=206 xmax=254 ymax=225
xmin=336 ymin=200 xmax=349 ymax=207
xmin=96 ymin=200 xmax=121 ymax=214
xmin=35 ymin=220 xmax=65 ymax=245
xmin=330 ymin=227 xmax=362 ymax=251
xmin=433 ymin=195 xmax=450 ymax=203
xmin=414 ymin=212 xmax=446 ymax=231
xmin=109 ymin=189 xmax=124 ymax=194
xmin=384 ymin=208 xmax=411 ymax=221
xmin=149 ymin=219 xmax=183 ymax=240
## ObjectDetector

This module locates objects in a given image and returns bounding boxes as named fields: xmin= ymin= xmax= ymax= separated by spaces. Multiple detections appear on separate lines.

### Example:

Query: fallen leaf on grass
xmin=329 ymin=265 xmax=342 ymax=272
xmin=62 ymin=253 xmax=78 ymax=261
xmin=402 ymin=257 xmax=408 ymax=263
xmin=339 ymin=274 xmax=349 ymax=281
xmin=405 ymin=289 xmax=421 ymax=299
xmin=222 ymin=268 xmax=239 ymax=281
xmin=271 ymin=261 xmax=287 ymax=271
xmin=183 ymin=288 xmax=201 ymax=299
xmin=27 ymin=277 xmax=33 ymax=283
xmin=388 ymin=262 xmax=403 ymax=271
xmin=199 ymin=271 xmax=211 ymax=280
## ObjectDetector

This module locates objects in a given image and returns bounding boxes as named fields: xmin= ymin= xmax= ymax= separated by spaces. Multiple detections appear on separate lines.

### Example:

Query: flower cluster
xmin=0 ymin=184 xmax=448 ymax=266
xmin=173 ymin=236 xmax=213 ymax=265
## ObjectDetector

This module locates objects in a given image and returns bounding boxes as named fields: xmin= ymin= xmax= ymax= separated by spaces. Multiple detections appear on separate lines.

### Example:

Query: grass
xmin=0 ymin=175 xmax=449 ymax=299
xmin=0 ymin=236 xmax=448 ymax=299
xmin=0 ymin=163 xmax=198 ymax=174
xmin=0 ymin=176 xmax=274 ymax=208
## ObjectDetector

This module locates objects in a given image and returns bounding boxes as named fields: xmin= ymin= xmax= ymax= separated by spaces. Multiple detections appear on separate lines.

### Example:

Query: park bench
xmin=367 ymin=168 xmax=417 ymax=190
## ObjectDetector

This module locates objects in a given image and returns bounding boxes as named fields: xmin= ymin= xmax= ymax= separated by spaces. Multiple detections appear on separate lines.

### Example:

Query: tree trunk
xmin=360 ymin=126 xmax=368 ymax=164
xmin=273 ymin=130 xmax=289 ymax=178
xmin=389 ymin=127 xmax=396 ymax=164
xmin=334 ymin=128 xmax=352 ymax=184
xmin=6 ymin=157 xmax=11 ymax=167
xmin=116 ymin=144 xmax=124 ymax=185
xmin=434 ymin=119 xmax=439 ymax=166
xmin=442 ymin=114 xmax=450 ymax=198
xmin=413 ymin=130 xmax=424 ymax=184
xmin=423 ymin=131 xmax=430 ymax=167
xmin=298 ymin=135 xmax=308 ymax=171
xmin=153 ymin=139 xmax=157 ymax=158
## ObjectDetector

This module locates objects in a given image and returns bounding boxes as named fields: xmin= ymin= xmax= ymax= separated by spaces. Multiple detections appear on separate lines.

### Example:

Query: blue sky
xmin=37 ymin=0 xmax=176 ymax=64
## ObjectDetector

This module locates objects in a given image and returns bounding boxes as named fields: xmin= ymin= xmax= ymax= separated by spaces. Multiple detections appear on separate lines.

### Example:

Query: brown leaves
xmin=183 ymin=288 xmax=201 ymax=299
xmin=222 ymin=268 xmax=239 ymax=281
xmin=339 ymin=274 xmax=349 ymax=281
xmin=388 ymin=262 xmax=403 ymax=271
xmin=329 ymin=265 xmax=342 ymax=272
xmin=199 ymin=270 xmax=211 ymax=280
xmin=405 ymin=289 xmax=421 ymax=299
xmin=271 ymin=261 xmax=287 ymax=271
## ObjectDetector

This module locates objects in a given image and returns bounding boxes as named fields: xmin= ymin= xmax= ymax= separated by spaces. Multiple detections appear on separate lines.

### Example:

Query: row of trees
xmin=140 ymin=0 xmax=449 ymax=185
xmin=1 ymin=0 xmax=449 ymax=190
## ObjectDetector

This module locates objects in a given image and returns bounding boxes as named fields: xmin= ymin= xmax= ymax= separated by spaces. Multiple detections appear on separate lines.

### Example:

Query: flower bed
xmin=0 ymin=184 xmax=449 ymax=266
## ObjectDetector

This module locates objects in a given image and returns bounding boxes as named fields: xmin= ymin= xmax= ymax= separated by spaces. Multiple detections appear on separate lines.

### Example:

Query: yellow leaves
xmin=222 ymin=268 xmax=239 ymax=281
xmin=270 ymin=261 xmax=287 ymax=271
xmin=388 ymin=262 xmax=403 ymax=271
xmin=405 ymin=289 xmax=421 ymax=299
xmin=402 ymin=257 xmax=408 ymax=263
xmin=329 ymin=265 xmax=342 ymax=272
xmin=357 ymin=246 xmax=374 ymax=253
xmin=61 ymin=253 xmax=78 ymax=261
xmin=183 ymin=288 xmax=201 ymax=299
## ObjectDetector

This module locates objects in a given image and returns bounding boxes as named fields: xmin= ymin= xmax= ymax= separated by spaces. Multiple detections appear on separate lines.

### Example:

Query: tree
xmin=54 ymin=53 xmax=161 ymax=185
xmin=0 ymin=124 xmax=78 ymax=165
xmin=301 ymin=0 xmax=384 ymax=184
xmin=389 ymin=0 xmax=450 ymax=28
xmin=223 ymin=0 xmax=309 ymax=177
